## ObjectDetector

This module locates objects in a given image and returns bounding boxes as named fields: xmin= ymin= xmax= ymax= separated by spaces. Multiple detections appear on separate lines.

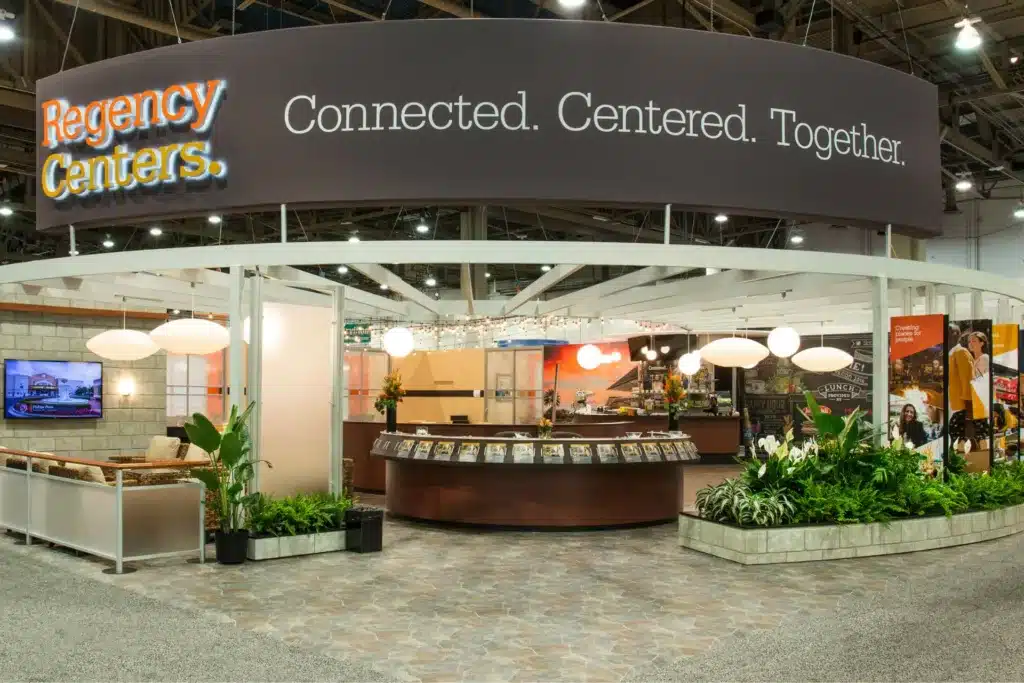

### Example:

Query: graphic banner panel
xmin=889 ymin=314 xmax=946 ymax=468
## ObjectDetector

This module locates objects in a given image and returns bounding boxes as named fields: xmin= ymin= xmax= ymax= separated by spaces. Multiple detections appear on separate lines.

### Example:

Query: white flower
xmin=964 ymin=439 xmax=972 ymax=454
xmin=890 ymin=422 xmax=901 ymax=441
xmin=759 ymin=435 xmax=780 ymax=457
xmin=786 ymin=466 xmax=795 ymax=475
xmin=758 ymin=463 xmax=767 ymax=478
xmin=804 ymin=439 xmax=819 ymax=457
xmin=903 ymin=438 xmax=916 ymax=451
xmin=789 ymin=446 xmax=804 ymax=462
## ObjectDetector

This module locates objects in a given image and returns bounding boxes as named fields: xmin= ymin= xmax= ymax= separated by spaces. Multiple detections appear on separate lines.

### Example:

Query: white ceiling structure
xmin=1 ymin=241 xmax=1022 ymax=341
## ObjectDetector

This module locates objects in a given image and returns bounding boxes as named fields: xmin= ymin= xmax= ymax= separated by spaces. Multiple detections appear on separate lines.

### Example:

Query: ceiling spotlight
xmin=644 ymin=349 xmax=658 ymax=361
xmin=337 ymin=265 xmax=349 ymax=274
xmin=348 ymin=235 xmax=360 ymax=243
xmin=68 ymin=249 xmax=79 ymax=256
xmin=0 ymin=24 xmax=14 ymax=43
xmin=790 ymin=234 xmax=805 ymax=244
xmin=425 ymin=277 xmax=437 ymax=287
xmin=541 ymin=265 xmax=552 ymax=272
xmin=102 ymin=238 xmax=114 ymax=249
xmin=714 ymin=213 xmax=729 ymax=224
xmin=415 ymin=223 xmax=430 ymax=234
xmin=149 ymin=226 xmax=163 ymax=236
xmin=954 ymin=17 xmax=982 ymax=51
xmin=207 ymin=214 xmax=222 ymax=225
xmin=434 ymin=291 xmax=440 ymax=298
xmin=558 ymin=0 xmax=586 ymax=8
xmin=379 ymin=283 xmax=389 ymax=290
xmin=0 ymin=206 xmax=12 ymax=217
xmin=1014 ymin=204 xmax=1024 ymax=220
xmin=660 ymin=345 xmax=670 ymax=354
xmin=485 ymin=272 xmax=492 ymax=279
xmin=1012 ymin=55 xmax=1020 ymax=65
xmin=172 ymin=309 xmax=181 ymax=315
xmin=955 ymin=177 xmax=973 ymax=192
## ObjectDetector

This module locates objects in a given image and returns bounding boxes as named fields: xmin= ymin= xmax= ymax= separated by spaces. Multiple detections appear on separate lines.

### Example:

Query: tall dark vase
xmin=386 ymin=405 xmax=397 ymax=433
xmin=668 ymin=412 xmax=680 ymax=432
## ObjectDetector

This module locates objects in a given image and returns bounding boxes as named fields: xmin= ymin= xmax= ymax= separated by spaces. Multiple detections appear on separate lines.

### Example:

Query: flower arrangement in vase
xmin=663 ymin=372 xmax=686 ymax=431
xmin=537 ymin=417 xmax=553 ymax=439
xmin=374 ymin=371 xmax=405 ymax=432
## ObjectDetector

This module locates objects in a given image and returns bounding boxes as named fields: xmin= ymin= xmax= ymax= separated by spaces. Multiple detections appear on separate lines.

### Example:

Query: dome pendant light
xmin=382 ymin=327 xmax=415 ymax=358
xmin=699 ymin=336 xmax=769 ymax=368
xmin=791 ymin=327 xmax=853 ymax=373
xmin=86 ymin=298 xmax=160 ymax=361
xmin=767 ymin=326 xmax=801 ymax=358
xmin=677 ymin=351 xmax=701 ymax=376
xmin=149 ymin=286 xmax=230 ymax=355
xmin=577 ymin=343 xmax=602 ymax=370
xmin=954 ymin=17 xmax=982 ymax=51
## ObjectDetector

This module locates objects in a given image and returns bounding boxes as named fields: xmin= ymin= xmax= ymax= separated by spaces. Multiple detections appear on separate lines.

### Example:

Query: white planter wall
xmin=679 ymin=504 xmax=1024 ymax=564
xmin=246 ymin=530 xmax=345 ymax=560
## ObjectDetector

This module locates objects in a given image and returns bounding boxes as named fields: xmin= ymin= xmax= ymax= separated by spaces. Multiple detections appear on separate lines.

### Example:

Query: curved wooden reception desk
xmin=371 ymin=432 xmax=699 ymax=528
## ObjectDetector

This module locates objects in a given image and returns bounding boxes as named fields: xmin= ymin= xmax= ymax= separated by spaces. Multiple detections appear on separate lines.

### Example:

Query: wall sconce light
xmin=117 ymin=376 xmax=136 ymax=397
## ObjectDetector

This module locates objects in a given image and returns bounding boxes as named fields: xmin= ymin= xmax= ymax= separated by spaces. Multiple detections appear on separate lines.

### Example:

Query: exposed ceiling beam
xmin=321 ymin=0 xmax=381 ymax=21
xmin=608 ymin=0 xmax=657 ymax=22
xmin=417 ymin=0 xmax=481 ymax=18
xmin=51 ymin=0 xmax=220 ymax=41
xmin=537 ymin=265 xmax=689 ymax=315
xmin=502 ymin=264 xmax=582 ymax=315
xmin=350 ymin=263 xmax=442 ymax=315
xmin=31 ymin=0 xmax=85 ymax=66
xmin=0 ymin=85 xmax=34 ymax=111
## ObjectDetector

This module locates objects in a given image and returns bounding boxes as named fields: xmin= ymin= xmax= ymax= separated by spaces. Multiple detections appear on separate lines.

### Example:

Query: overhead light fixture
xmin=591 ymin=215 xmax=610 ymax=222
xmin=541 ymin=265 xmax=552 ymax=272
xmin=425 ymin=277 xmax=437 ymax=287
xmin=348 ymin=235 xmax=360 ymax=243
xmin=644 ymin=349 xmax=658 ymax=361
xmin=207 ymin=214 xmax=222 ymax=225
xmin=434 ymin=291 xmax=440 ymax=298
xmin=791 ymin=346 xmax=854 ymax=373
xmin=558 ymin=0 xmax=586 ymax=9
xmin=382 ymin=327 xmax=415 ymax=358
xmin=149 ymin=226 xmax=163 ymax=236
xmin=102 ymin=238 xmax=114 ymax=249
xmin=767 ymin=327 xmax=801 ymax=358
xmin=117 ymin=376 xmax=136 ymax=397
xmin=87 ymin=329 xmax=160 ymax=361
xmin=699 ymin=337 xmax=770 ymax=368
xmin=69 ymin=249 xmax=79 ymax=256
xmin=954 ymin=17 xmax=982 ymax=51
xmin=485 ymin=272 xmax=492 ymax=279
xmin=0 ymin=23 xmax=14 ymax=43
xmin=1013 ymin=203 xmax=1024 ymax=220
xmin=577 ymin=343 xmax=603 ymax=370
xmin=790 ymin=234 xmax=805 ymax=244
xmin=677 ymin=351 xmax=701 ymax=376
xmin=641 ymin=345 xmax=648 ymax=354
xmin=1012 ymin=55 xmax=1020 ymax=65
xmin=660 ymin=345 xmax=670 ymax=354
xmin=714 ymin=213 xmax=729 ymax=224
xmin=379 ymin=283 xmax=389 ymax=290
xmin=337 ymin=265 xmax=349 ymax=274
xmin=415 ymin=223 xmax=430 ymax=234
xmin=705 ymin=268 xmax=720 ymax=275
xmin=0 ymin=206 xmax=13 ymax=217
xmin=150 ymin=318 xmax=230 ymax=355
xmin=172 ymin=309 xmax=181 ymax=315
xmin=955 ymin=177 xmax=973 ymax=192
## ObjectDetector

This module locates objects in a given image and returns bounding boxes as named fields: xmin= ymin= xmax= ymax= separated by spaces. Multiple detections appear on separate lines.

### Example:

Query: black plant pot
xmin=386 ymin=405 xmax=397 ymax=433
xmin=214 ymin=529 xmax=249 ymax=564
xmin=668 ymin=412 xmax=680 ymax=432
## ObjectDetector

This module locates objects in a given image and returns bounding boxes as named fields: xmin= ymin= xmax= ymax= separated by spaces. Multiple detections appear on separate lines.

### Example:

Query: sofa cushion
xmin=65 ymin=463 xmax=107 ymax=483
xmin=181 ymin=443 xmax=208 ymax=462
xmin=146 ymin=436 xmax=181 ymax=462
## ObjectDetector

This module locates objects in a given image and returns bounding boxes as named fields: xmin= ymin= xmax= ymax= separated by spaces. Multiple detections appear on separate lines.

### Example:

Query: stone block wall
xmin=0 ymin=309 xmax=167 ymax=460
xmin=680 ymin=504 xmax=1024 ymax=564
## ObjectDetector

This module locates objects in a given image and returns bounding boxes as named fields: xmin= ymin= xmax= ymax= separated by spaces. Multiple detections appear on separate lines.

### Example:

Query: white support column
xmin=663 ymin=204 xmax=671 ymax=245
xmin=997 ymin=298 xmax=1011 ymax=324
xmin=924 ymin=284 xmax=937 ymax=314
xmin=246 ymin=272 xmax=264 ymax=491
xmin=872 ymin=275 xmax=889 ymax=446
xmin=945 ymin=293 xmax=957 ymax=319
xmin=280 ymin=204 xmax=287 ymax=243
xmin=971 ymin=291 xmax=984 ymax=318
xmin=329 ymin=286 xmax=347 ymax=495
xmin=902 ymin=287 xmax=914 ymax=316
xmin=228 ymin=266 xmax=245 ymax=416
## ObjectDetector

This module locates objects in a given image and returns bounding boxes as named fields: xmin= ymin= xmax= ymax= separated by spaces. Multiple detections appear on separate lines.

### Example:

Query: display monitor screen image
xmin=4 ymin=360 xmax=103 ymax=419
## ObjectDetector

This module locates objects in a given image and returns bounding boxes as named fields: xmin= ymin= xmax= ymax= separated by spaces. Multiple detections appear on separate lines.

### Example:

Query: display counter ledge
xmin=370 ymin=431 xmax=699 ymax=466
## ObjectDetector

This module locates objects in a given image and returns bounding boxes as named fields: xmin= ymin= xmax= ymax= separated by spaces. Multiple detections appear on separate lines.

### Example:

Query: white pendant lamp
xmin=576 ymin=343 xmax=602 ymax=370
xmin=791 ymin=346 xmax=854 ymax=373
xmin=699 ymin=337 xmax=769 ymax=368
xmin=87 ymin=328 xmax=159 ymax=361
xmin=677 ymin=351 xmax=702 ymax=376
xmin=954 ymin=17 xmax=982 ymax=51
xmin=150 ymin=317 xmax=230 ymax=356
xmin=381 ymin=326 xmax=415 ymax=358
xmin=767 ymin=327 xmax=801 ymax=358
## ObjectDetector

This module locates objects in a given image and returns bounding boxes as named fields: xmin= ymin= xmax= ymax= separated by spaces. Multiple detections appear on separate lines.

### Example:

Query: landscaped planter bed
xmin=679 ymin=504 xmax=1024 ymax=564
xmin=247 ymin=530 xmax=346 ymax=560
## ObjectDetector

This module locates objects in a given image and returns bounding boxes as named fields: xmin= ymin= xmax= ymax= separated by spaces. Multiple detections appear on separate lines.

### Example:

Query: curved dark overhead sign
xmin=35 ymin=20 xmax=940 ymax=233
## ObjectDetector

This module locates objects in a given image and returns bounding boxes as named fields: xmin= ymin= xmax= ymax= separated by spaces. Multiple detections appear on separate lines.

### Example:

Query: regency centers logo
xmin=39 ymin=79 xmax=228 ymax=201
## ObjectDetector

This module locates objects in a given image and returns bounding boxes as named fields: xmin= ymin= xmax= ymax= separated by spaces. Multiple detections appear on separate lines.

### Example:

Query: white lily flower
xmin=758 ymin=463 xmax=767 ymax=478
xmin=890 ymin=422 xmax=900 ymax=441
xmin=903 ymin=438 xmax=916 ymax=451
xmin=786 ymin=466 xmax=795 ymax=475
xmin=760 ymin=435 xmax=780 ymax=457
xmin=789 ymin=446 xmax=804 ymax=462
xmin=804 ymin=439 xmax=819 ymax=457
xmin=964 ymin=439 xmax=972 ymax=454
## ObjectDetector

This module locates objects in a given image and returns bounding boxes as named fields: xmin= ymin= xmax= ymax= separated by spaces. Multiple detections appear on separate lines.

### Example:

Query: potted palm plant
xmin=186 ymin=402 xmax=270 ymax=564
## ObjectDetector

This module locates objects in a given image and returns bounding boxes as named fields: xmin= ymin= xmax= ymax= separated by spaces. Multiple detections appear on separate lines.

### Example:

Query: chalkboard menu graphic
xmin=743 ymin=334 xmax=872 ymax=441
xmin=889 ymin=314 xmax=946 ymax=465
xmin=992 ymin=324 xmax=1019 ymax=463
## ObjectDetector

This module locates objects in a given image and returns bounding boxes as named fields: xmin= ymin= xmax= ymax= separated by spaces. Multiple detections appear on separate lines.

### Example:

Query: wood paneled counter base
xmin=372 ymin=432 xmax=698 ymax=528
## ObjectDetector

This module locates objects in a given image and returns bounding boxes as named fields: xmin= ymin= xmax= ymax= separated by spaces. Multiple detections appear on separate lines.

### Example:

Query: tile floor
xmin=5 ymin=511 xmax=1023 ymax=682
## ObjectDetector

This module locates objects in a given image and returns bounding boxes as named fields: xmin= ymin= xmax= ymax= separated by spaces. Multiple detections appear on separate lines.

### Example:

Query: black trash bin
xmin=345 ymin=506 xmax=383 ymax=553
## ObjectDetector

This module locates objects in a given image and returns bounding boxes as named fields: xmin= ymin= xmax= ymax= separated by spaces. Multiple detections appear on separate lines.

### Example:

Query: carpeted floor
xmin=0 ymin=544 xmax=392 ymax=682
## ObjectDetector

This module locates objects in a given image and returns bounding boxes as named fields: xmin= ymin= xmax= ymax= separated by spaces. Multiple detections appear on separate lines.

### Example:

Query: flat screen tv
xmin=4 ymin=359 xmax=103 ymax=419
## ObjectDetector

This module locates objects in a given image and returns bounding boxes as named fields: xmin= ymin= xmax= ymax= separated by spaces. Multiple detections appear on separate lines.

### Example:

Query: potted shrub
xmin=244 ymin=492 xmax=353 ymax=560
xmin=186 ymin=402 xmax=270 ymax=565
